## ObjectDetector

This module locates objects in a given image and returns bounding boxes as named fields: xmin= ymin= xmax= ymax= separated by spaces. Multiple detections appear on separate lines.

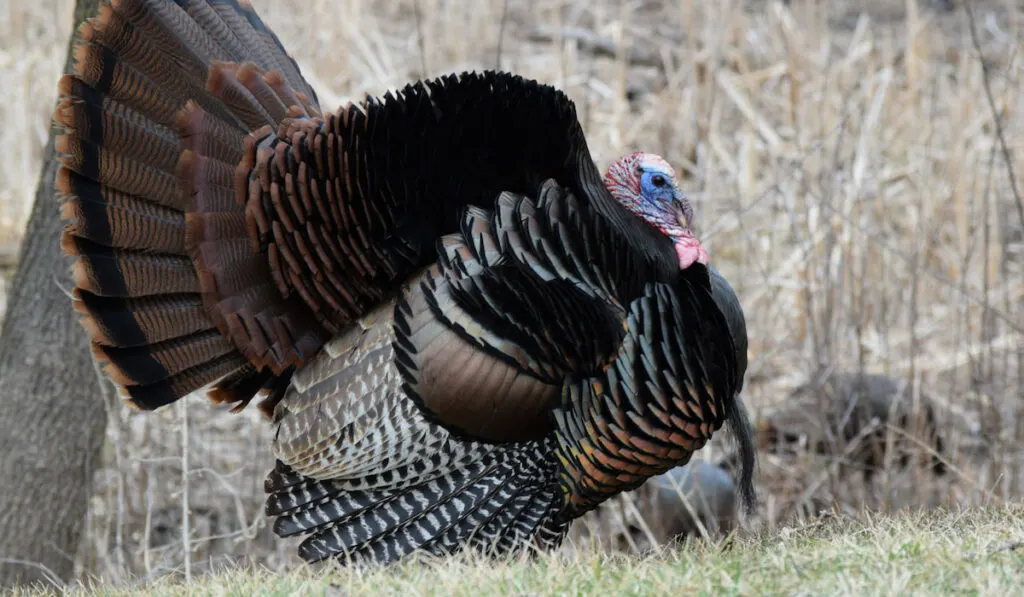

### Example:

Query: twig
xmin=180 ymin=399 xmax=191 ymax=583
xmin=0 ymin=243 xmax=19 ymax=268
xmin=495 ymin=0 xmax=510 ymax=71
xmin=715 ymin=70 xmax=785 ymax=151
xmin=618 ymin=489 xmax=661 ymax=549
xmin=0 ymin=558 xmax=65 ymax=588
xmin=880 ymin=425 xmax=983 ymax=495
xmin=527 ymin=25 xmax=662 ymax=68
xmin=790 ymin=417 xmax=882 ymax=517
xmin=90 ymin=360 xmax=125 ymax=579
xmin=143 ymin=464 xmax=155 ymax=577
xmin=966 ymin=539 xmax=1024 ymax=561
xmin=413 ymin=0 xmax=428 ymax=78
xmin=963 ymin=2 xmax=1024 ymax=231
xmin=656 ymin=472 xmax=714 ymax=542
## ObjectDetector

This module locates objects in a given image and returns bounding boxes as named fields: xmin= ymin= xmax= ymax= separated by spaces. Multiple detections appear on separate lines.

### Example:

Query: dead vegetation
xmin=0 ymin=0 xmax=1021 ymax=586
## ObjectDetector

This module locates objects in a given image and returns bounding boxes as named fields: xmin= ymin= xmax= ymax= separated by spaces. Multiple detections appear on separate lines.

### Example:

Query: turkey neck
xmin=571 ymin=150 xmax=679 ymax=280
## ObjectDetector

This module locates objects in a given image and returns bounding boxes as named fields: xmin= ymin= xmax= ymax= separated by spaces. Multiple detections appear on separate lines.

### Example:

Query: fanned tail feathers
xmin=55 ymin=0 xmax=326 ymax=411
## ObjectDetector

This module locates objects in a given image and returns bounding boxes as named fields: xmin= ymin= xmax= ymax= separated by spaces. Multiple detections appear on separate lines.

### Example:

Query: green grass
xmin=18 ymin=505 xmax=1024 ymax=597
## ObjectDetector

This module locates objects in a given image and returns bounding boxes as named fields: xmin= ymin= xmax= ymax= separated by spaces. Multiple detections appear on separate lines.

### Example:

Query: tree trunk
xmin=0 ymin=0 xmax=105 ymax=588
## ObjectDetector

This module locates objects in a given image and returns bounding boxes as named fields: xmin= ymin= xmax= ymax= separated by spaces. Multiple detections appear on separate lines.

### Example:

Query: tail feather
xmin=58 ymin=175 xmax=187 ymax=254
xmin=265 ymin=476 xmax=344 ymax=517
xmin=57 ymin=135 xmax=182 ymax=208
xmin=55 ymin=97 xmax=181 ymax=174
xmin=206 ymin=0 xmax=318 ymax=106
xmin=419 ymin=459 xmax=566 ymax=561
xmin=70 ymin=43 xmax=184 ymax=127
xmin=112 ymin=0 xmax=231 ymax=69
xmin=465 ymin=485 xmax=535 ymax=554
xmin=121 ymin=353 xmax=252 ymax=409
xmin=229 ymin=1 xmax=318 ymax=106
xmin=93 ymin=329 xmax=236 ymax=385
xmin=233 ymin=64 xmax=291 ymax=123
xmin=63 ymin=236 xmax=200 ymax=297
xmin=177 ymin=105 xmax=246 ymax=165
xmin=77 ymin=22 xmax=230 ymax=128
xmin=73 ymin=292 xmax=211 ymax=347
xmin=273 ymin=484 xmax=398 ymax=539
xmin=56 ymin=0 xmax=326 ymax=411
xmin=204 ymin=63 xmax=276 ymax=129
xmin=269 ymin=460 xmax=495 ymax=542
xmin=54 ymin=75 xmax=179 ymax=151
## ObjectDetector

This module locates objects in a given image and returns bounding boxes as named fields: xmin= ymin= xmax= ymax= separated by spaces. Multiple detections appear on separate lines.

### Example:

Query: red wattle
xmin=675 ymin=237 xmax=709 ymax=270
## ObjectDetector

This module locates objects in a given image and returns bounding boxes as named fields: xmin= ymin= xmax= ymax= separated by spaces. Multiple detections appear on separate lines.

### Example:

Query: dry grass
xmin=1 ymin=0 xmax=1023 ymax=589
xmin=15 ymin=505 xmax=1024 ymax=596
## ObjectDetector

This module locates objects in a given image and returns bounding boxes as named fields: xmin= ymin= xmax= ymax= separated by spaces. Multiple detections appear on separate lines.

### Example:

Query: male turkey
xmin=55 ymin=0 xmax=755 ymax=564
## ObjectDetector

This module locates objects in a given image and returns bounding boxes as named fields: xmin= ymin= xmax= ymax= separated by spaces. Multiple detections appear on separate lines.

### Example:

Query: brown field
xmin=1 ymin=0 xmax=1022 ymax=588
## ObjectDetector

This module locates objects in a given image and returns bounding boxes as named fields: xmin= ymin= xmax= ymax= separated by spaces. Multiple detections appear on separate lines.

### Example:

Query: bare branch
xmin=963 ymin=2 xmax=1024 ymax=231
xmin=495 ymin=0 xmax=510 ymax=70
xmin=527 ymin=25 xmax=662 ymax=69
xmin=413 ymin=0 xmax=429 ymax=78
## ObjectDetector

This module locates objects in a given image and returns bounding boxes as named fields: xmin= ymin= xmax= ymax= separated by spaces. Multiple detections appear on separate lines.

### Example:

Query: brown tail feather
xmin=73 ymin=292 xmax=213 ymax=347
xmin=63 ymin=235 xmax=200 ymax=296
xmin=57 ymin=132 xmax=183 ymax=208
xmin=56 ymin=0 xmax=326 ymax=412
xmin=207 ymin=0 xmax=319 ymax=108
xmin=94 ymin=329 xmax=236 ymax=385
xmin=122 ymin=353 xmax=253 ymax=410
xmin=55 ymin=96 xmax=180 ymax=172
xmin=59 ymin=179 xmax=187 ymax=254
xmin=69 ymin=44 xmax=186 ymax=127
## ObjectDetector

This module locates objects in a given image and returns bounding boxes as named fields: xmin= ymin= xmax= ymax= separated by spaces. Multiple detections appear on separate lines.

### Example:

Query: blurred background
xmin=1 ymin=0 xmax=1021 ymax=584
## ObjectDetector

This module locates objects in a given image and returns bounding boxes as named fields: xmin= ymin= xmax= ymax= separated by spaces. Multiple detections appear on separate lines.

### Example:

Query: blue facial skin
xmin=638 ymin=168 xmax=687 ymax=234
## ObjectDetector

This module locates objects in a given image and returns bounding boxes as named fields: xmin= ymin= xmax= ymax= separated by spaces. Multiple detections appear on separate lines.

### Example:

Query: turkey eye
xmin=651 ymin=174 xmax=667 ymax=188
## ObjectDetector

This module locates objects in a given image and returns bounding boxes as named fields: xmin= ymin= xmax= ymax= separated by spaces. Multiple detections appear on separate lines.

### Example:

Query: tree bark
xmin=0 ymin=0 xmax=105 ymax=588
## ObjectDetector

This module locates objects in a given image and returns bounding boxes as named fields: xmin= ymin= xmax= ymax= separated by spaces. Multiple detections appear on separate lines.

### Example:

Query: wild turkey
xmin=54 ymin=0 xmax=755 ymax=565
xmin=757 ymin=371 xmax=946 ymax=480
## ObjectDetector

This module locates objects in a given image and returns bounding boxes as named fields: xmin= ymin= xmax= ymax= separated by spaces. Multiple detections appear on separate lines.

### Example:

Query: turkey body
xmin=55 ymin=0 xmax=755 ymax=564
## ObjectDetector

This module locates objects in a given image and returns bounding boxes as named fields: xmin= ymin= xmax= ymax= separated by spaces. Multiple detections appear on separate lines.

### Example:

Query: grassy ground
xmin=1 ymin=0 xmax=1023 ymax=590
xmin=12 ymin=505 xmax=1024 ymax=596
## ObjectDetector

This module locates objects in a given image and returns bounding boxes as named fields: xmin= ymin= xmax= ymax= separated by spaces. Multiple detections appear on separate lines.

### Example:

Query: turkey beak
xmin=672 ymin=196 xmax=689 ymax=231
